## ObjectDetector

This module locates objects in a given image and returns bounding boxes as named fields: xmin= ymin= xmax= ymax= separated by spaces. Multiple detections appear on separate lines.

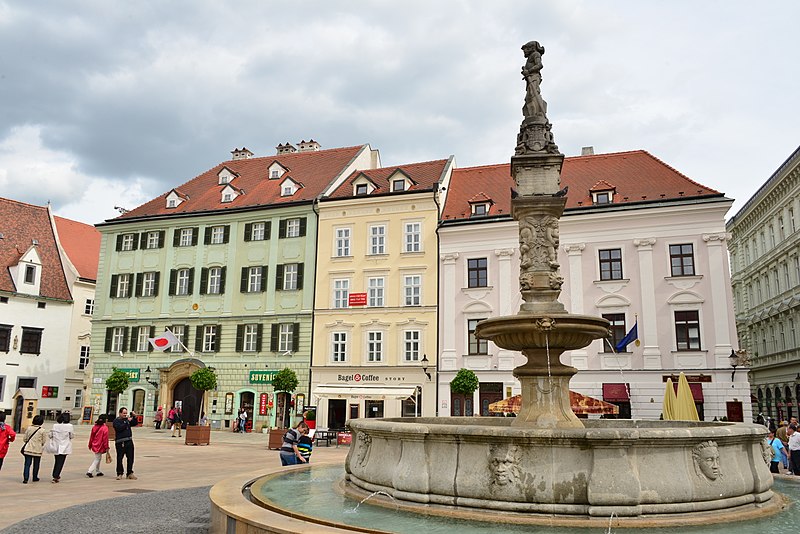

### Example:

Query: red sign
xmin=259 ymin=393 xmax=268 ymax=415
xmin=41 ymin=386 xmax=59 ymax=398
xmin=348 ymin=293 xmax=367 ymax=306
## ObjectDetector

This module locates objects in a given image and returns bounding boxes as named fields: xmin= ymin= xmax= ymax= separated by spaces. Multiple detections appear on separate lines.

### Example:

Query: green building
xmin=89 ymin=142 xmax=379 ymax=431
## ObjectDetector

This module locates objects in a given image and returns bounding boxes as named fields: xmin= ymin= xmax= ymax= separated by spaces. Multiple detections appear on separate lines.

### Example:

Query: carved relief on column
xmin=519 ymin=213 xmax=563 ymax=291
xmin=441 ymin=252 xmax=460 ymax=265
xmin=633 ymin=238 xmax=656 ymax=250
xmin=702 ymin=233 xmax=731 ymax=245
xmin=495 ymin=248 xmax=516 ymax=259
xmin=564 ymin=243 xmax=585 ymax=256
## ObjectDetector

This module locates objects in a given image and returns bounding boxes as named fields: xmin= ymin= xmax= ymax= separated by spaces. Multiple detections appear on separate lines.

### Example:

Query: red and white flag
xmin=148 ymin=330 xmax=180 ymax=352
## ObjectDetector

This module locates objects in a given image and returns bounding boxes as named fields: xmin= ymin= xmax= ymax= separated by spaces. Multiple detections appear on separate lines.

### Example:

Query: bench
xmin=312 ymin=429 xmax=338 ymax=447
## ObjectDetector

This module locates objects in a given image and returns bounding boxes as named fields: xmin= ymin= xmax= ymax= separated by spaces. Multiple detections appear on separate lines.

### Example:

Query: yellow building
xmin=311 ymin=158 xmax=454 ymax=428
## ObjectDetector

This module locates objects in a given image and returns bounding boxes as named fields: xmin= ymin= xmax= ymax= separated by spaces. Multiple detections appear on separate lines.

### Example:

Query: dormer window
xmin=222 ymin=193 xmax=233 ymax=203
xmin=271 ymin=170 xmax=280 ymax=179
xmin=167 ymin=199 xmax=177 ymax=208
xmin=165 ymin=190 xmax=186 ymax=209
xmin=280 ymin=178 xmax=299 ymax=197
xmin=468 ymin=193 xmax=493 ymax=218
xmin=24 ymin=265 xmax=36 ymax=284
xmin=220 ymin=184 xmax=240 ymax=204
xmin=593 ymin=191 xmax=612 ymax=205
xmin=220 ymin=176 xmax=229 ymax=185
xmin=472 ymin=203 xmax=488 ymax=216
xmin=589 ymin=180 xmax=616 ymax=206
xmin=356 ymin=183 xmax=369 ymax=196
xmin=269 ymin=162 xmax=288 ymax=180
xmin=392 ymin=179 xmax=406 ymax=192
xmin=217 ymin=167 xmax=237 ymax=185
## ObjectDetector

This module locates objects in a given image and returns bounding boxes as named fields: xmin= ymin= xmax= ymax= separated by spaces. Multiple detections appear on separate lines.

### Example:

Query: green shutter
xmin=140 ymin=232 xmax=148 ymax=248
xmin=148 ymin=326 xmax=155 ymax=352
xmin=121 ymin=327 xmax=128 ymax=353
xmin=275 ymin=264 xmax=284 ymax=290
xmin=244 ymin=223 xmax=252 ymax=242
xmin=256 ymin=324 xmax=263 ymax=352
xmin=134 ymin=273 xmax=143 ymax=297
xmin=270 ymin=324 xmax=279 ymax=351
xmin=158 ymin=230 xmax=166 ymax=248
xmin=187 ymin=268 xmax=195 ymax=295
xmin=278 ymin=219 xmax=287 ymax=238
xmin=199 ymin=268 xmax=208 ymax=295
xmin=219 ymin=266 xmax=226 ymax=294
xmin=264 ymin=221 xmax=271 ymax=240
xmin=191 ymin=228 xmax=199 ymax=246
xmin=223 ymin=225 xmax=230 ymax=244
xmin=260 ymin=266 xmax=268 ymax=292
xmin=299 ymin=217 xmax=307 ymax=237
xmin=204 ymin=227 xmax=212 ymax=245
xmin=240 ymin=267 xmax=248 ymax=293
xmin=195 ymin=326 xmax=203 ymax=352
xmin=292 ymin=323 xmax=300 ymax=352
xmin=104 ymin=328 xmax=113 ymax=352
xmin=169 ymin=270 xmax=177 ymax=296
xmin=173 ymin=229 xmax=181 ymax=247
xmin=131 ymin=233 xmax=139 ymax=251
xmin=130 ymin=327 xmax=139 ymax=352
xmin=109 ymin=274 xmax=118 ymax=298
xmin=215 ymin=324 xmax=221 ymax=352
xmin=236 ymin=325 xmax=244 ymax=352
xmin=115 ymin=235 xmax=123 ymax=251
xmin=153 ymin=272 xmax=160 ymax=297
xmin=296 ymin=263 xmax=304 ymax=290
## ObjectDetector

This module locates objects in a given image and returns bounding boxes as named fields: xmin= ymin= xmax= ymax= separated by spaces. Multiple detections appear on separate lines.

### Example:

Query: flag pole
xmin=162 ymin=326 xmax=196 ymax=358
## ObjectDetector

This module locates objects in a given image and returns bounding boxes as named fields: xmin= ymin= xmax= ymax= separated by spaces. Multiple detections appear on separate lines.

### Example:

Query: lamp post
xmin=144 ymin=365 xmax=159 ymax=388
xmin=729 ymin=350 xmax=739 ymax=387
xmin=421 ymin=354 xmax=431 ymax=381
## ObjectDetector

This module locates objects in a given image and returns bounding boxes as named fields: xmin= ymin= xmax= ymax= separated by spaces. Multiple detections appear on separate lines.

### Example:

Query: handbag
xmin=43 ymin=436 xmax=58 ymax=455
xmin=105 ymin=451 xmax=113 ymax=464
xmin=20 ymin=426 xmax=41 ymax=455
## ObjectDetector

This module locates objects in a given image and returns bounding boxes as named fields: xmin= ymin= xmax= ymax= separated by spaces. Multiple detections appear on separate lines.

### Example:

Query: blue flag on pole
xmin=615 ymin=322 xmax=638 ymax=352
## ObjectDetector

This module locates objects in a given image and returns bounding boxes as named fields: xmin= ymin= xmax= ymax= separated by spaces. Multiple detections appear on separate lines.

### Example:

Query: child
xmin=297 ymin=431 xmax=313 ymax=463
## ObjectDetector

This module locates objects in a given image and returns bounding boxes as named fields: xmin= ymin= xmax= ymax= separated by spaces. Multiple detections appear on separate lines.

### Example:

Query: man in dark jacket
xmin=113 ymin=407 xmax=139 ymax=480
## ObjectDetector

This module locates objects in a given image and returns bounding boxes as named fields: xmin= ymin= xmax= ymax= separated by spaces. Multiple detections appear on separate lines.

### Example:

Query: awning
xmin=669 ymin=382 xmax=705 ymax=402
xmin=602 ymin=383 xmax=630 ymax=402
xmin=312 ymin=385 xmax=417 ymax=400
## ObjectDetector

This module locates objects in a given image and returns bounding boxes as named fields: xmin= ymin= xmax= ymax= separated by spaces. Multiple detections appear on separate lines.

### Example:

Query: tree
xmin=105 ymin=368 xmax=130 ymax=417
xmin=272 ymin=368 xmax=298 ymax=428
xmin=190 ymin=367 xmax=217 ymax=425
xmin=450 ymin=368 xmax=479 ymax=396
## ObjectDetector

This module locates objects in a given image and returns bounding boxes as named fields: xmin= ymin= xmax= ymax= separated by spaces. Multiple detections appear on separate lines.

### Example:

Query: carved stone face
xmin=490 ymin=446 xmax=522 ymax=486
xmin=693 ymin=443 xmax=721 ymax=481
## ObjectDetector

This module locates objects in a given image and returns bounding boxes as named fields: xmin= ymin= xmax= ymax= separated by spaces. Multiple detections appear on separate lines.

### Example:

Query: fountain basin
xmin=345 ymin=418 xmax=775 ymax=520
xmin=475 ymin=313 xmax=610 ymax=353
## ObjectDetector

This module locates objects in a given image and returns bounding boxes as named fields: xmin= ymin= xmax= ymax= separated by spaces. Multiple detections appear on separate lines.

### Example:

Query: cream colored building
xmin=310 ymin=158 xmax=453 ymax=428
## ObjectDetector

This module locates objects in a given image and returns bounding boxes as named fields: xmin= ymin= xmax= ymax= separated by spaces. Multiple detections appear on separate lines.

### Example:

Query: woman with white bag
xmin=48 ymin=412 xmax=74 ymax=483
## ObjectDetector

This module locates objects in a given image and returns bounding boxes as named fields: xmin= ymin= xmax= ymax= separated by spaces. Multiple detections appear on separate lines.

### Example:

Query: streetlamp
xmin=144 ymin=365 xmax=159 ymax=388
xmin=729 ymin=350 xmax=739 ymax=387
xmin=421 ymin=354 xmax=431 ymax=381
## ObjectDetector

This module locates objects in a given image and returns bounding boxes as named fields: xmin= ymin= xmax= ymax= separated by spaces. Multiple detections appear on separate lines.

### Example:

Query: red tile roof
xmin=326 ymin=159 xmax=450 ymax=199
xmin=0 ymin=198 xmax=72 ymax=300
xmin=115 ymin=145 xmax=368 ymax=221
xmin=54 ymin=216 xmax=101 ymax=281
xmin=442 ymin=150 xmax=722 ymax=221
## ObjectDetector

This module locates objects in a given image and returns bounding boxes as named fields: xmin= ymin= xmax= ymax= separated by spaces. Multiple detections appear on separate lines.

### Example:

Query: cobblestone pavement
xmin=0 ymin=424 xmax=349 ymax=532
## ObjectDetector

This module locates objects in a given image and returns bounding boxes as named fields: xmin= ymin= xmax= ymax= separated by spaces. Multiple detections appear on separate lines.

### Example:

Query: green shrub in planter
xmin=450 ymin=368 xmax=479 ymax=396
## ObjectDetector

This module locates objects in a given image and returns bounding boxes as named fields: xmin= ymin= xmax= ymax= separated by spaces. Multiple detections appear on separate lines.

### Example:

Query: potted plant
xmin=272 ymin=368 xmax=298 ymax=429
xmin=185 ymin=367 xmax=217 ymax=446
xmin=105 ymin=368 xmax=130 ymax=440
xmin=450 ymin=368 xmax=479 ymax=416
xmin=303 ymin=409 xmax=316 ymax=430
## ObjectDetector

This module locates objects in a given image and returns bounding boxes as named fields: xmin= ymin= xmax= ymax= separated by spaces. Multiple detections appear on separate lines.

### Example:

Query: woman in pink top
xmin=86 ymin=414 xmax=109 ymax=478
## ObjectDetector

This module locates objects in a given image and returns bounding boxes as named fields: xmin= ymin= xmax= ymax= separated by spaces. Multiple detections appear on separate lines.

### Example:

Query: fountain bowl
xmin=475 ymin=313 xmax=610 ymax=352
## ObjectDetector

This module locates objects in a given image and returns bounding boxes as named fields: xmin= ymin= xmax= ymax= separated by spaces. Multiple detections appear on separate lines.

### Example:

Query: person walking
xmin=279 ymin=421 xmax=309 ymax=466
xmin=50 ymin=412 xmax=74 ymax=483
xmin=21 ymin=415 xmax=45 ymax=483
xmin=0 ymin=412 xmax=17 ymax=472
xmin=113 ymin=407 xmax=139 ymax=480
xmin=86 ymin=414 xmax=109 ymax=478
xmin=788 ymin=424 xmax=800 ymax=475
xmin=768 ymin=429 xmax=789 ymax=474
xmin=154 ymin=407 xmax=164 ymax=430
xmin=171 ymin=407 xmax=183 ymax=438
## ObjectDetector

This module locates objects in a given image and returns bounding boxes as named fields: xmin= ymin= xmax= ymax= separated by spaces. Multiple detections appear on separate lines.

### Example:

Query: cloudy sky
xmin=0 ymin=1 xmax=797 ymax=225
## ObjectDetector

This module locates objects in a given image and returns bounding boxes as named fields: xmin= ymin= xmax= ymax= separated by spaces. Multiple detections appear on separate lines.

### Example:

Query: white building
xmin=438 ymin=150 xmax=748 ymax=421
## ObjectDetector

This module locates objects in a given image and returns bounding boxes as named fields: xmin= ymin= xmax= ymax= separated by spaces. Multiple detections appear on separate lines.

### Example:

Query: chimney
xmin=276 ymin=142 xmax=297 ymax=155
xmin=231 ymin=147 xmax=254 ymax=160
xmin=581 ymin=146 xmax=594 ymax=156
xmin=297 ymin=139 xmax=321 ymax=152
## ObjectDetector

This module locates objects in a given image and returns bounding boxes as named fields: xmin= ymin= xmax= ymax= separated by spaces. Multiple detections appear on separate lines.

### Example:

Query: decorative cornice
xmin=441 ymin=252 xmax=459 ymax=264
xmin=494 ymin=248 xmax=515 ymax=258
xmin=702 ymin=233 xmax=731 ymax=244
xmin=563 ymin=243 xmax=585 ymax=255
xmin=633 ymin=238 xmax=656 ymax=250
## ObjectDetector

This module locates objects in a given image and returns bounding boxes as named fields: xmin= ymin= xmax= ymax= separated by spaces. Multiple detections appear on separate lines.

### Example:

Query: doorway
xmin=239 ymin=391 xmax=255 ymax=432
xmin=450 ymin=394 xmax=473 ymax=416
xmin=479 ymin=383 xmax=503 ymax=416
xmin=132 ymin=389 xmax=146 ymax=424
xmin=13 ymin=395 xmax=23 ymax=432
xmin=726 ymin=401 xmax=744 ymax=422
xmin=173 ymin=377 xmax=203 ymax=425
xmin=328 ymin=399 xmax=346 ymax=429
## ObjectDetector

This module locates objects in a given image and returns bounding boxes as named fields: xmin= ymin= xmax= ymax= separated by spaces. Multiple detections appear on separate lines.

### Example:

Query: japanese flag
xmin=148 ymin=330 xmax=180 ymax=352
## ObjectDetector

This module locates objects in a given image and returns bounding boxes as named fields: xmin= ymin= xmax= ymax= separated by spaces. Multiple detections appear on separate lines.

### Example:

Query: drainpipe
xmin=309 ymin=197 xmax=320 ymax=417
xmin=433 ymin=188 xmax=442 ymax=417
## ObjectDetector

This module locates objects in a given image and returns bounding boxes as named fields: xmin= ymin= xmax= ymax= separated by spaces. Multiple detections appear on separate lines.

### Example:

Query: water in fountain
xmin=345 ymin=490 xmax=398 ymax=514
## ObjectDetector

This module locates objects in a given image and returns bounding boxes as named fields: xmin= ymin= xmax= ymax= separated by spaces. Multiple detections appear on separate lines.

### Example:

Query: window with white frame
xmin=250 ymin=222 xmax=266 ymax=241
xmin=281 ymin=182 xmax=296 ymax=196
xmin=669 ymin=244 xmax=695 ymax=276
xmin=392 ymin=179 xmax=405 ymax=192
xmin=210 ymin=226 xmax=225 ymax=244
xmin=116 ymin=274 xmax=131 ymax=298
xmin=74 ymin=388 xmax=83 ymax=409
xmin=356 ymin=183 xmax=369 ymax=196
xmin=369 ymin=225 xmax=386 ymax=255
xmin=335 ymin=228 xmax=351 ymax=257
xmin=176 ymin=268 xmax=191 ymax=295
xmin=111 ymin=327 xmax=125 ymax=352
xmin=136 ymin=328 xmax=149 ymax=351
xmin=170 ymin=325 xmax=185 ymax=353
xmin=332 ymin=332 xmax=347 ymax=362
xmin=145 ymin=231 xmax=160 ymax=249
xmin=468 ymin=319 xmax=488 ymax=354
xmin=222 ymin=192 xmax=233 ymax=203
xmin=79 ymin=345 xmax=90 ymax=370
xmin=404 ymin=330 xmax=421 ymax=361
xmin=367 ymin=331 xmax=383 ymax=362
xmin=247 ymin=266 xmax=263 ymax=292
xmin=286 ymin=218 xmax=301 ymax=238
xmin=333 ymin=279 xmax=349 ymax=308
xmin=167 ymin=199 xmax=177 ymax=208
xmin=283 ymin=264 xmax=299 ymax=290
xmin=243 ymin=324 xmax=259 ymax=352
xmin=675 ymin=310 xmax=701 ymax=351
xmin=24 ymin=265 xmax=36 ymax=284
xmin=404 ymin=222 xmax=421 ymax=252
xmin=368 ymin=277 xmax=384 ymax=307
xmin=208 ymin=267 xmax=222 ymax=294
xmin=84 ymin=299 xmax=95 ymax=315
xmin=141 ymin=272 xmax=157 ymax=297
xmin=121 ymin=234 xmax=135 ymax=251
xmin=203 ymin=325 xmax=217 ymax=352
xmin=404 ymin=275 xmax=421 ymax=306
xmin=279 ymin=324 xmax=294 ymax=353
xmin=179 ymin=228 xmax=194 ymax=247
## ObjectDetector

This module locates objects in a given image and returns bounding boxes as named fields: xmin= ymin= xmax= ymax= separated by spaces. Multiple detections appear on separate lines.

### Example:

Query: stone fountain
xmin=343 ymin=41 xmax=777 ymax=524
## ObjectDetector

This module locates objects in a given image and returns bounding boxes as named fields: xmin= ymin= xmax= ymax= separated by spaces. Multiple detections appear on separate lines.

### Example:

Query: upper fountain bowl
xmin=476 ymin=313 xmax=610 ymax=352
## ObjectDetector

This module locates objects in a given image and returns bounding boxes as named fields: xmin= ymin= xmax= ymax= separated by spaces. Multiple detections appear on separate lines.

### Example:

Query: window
xmin=178 ymin=228 xmax=196 ymax=247
xmin=207 ymin=267 xmax=223 ymax=294
xmin=202 ymin=325 xmax=218 ymax=352
xmin=404 ymin=222 xmax=421 ymax=252
xmin=769 ymin=225 xmax=776 ymax=248
xmin=599 ymin=249 xmax=623 ymax=280
xmin=115 ymin=274 xmax=131 ymax=298
xmin=356 ymin=183 xmax=368 ymax=195
xmin=368 ymin=277 xmax=385 ymax=307
xmin=74 ymin=388 xmax=83 ymax=409
xmin=790 ymin=208 xmax=796 ymax=233
xmin=120 ymin=233 xmax=136 ymax=251
xmin=779 ymin=217 xmax=785 ymax=240
xmin=24 ymin=265 xmax=36 ymax=284
xmin=84 ymin=299 xmax=95 ymax=315
xmin=136 ymin=327 xmax=150 ymax=352
xmin=784 ymin=263 xmax=790 ymax=290
xmin=139 ymin=272 xmax=158 ymax=297
xmin=246 ymin=222 xmax=268 ymax=241
xmin=467 ymin=258 xmax=488 ymax=288
xmin=602 ymin=313 xmax=626 ymax=352
xmin=281 ymin=182 xmax=296 ymax=196
xmin=404 ymin=275 xmax=421 ymax=306
xmin=20 ymin=327 xmax=43 ymax=354
xmin=170 ymin=325 xmax=186 ymax=353
xmin=279 ymin=218 xmax=305 ymax=238
xmin=110 ymin=327 xmax=126 ymax=353
xmin=145 ymin=231 xmax=161 ymax=249
xmin=279 ymin=324 xmax=294 ymax=353
xmin=243 ymin=324 xmax=259 ymax=352
xmin=332 ymin=332 xmax=347 ymax=362
xmin=369 ymin=225 xmax=386 ymax=255
xmin=468 ymin=319 xmax=488 ymax=354
xmin=222 ymin=193 xmax=233 ymax=203
xmin=367 ymin=331 xmax=383 ymax=362
xmin=333 ymin=279 xmax=349 ymax=308
xmin=402 ymin=389 xmax=422 ymax=417
xmin=335 ymin=228 xmax=351 ymax=257
xmin=271 ymin=169 xmax=280 ymax=179
xmin=0 ymin=324 xmax=11 ymax=352
xmin=675 ymin=310 xmax=701 ymax=351
xmin=669 ymin=244 xmax=695 ymax=276
xmin=472 ymin=203 xmax=488 ymax=216
xmin=245 ymin=266 xmax=265 ymax=293
xmin=175 ymin=268 xmax=192 ymax=296
xmin=595 ymin=192 xmax=610 ymax=204
xmin=208 ymin=225 xmax=227 ymax=245
xmin=393 ymin=179 xmax=405 ymax=192
xmin=404 ymin=330 xmax=421 ymax=361
xmin=279 ymin=263 xmax=302 ymax=291
xmin=167 ymin=199 xmax=177 ymax=208
xmin=794 ymin=256 xmax=800 ymax=286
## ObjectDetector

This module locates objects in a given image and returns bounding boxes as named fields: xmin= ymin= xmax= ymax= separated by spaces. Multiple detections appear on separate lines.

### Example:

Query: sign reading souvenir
xmin=348 ymin=293 xmax=367 ymax=306
xmin=41 ymin=386 xmax=59 ymax=398
xmin=259 ymin=393 xmax=269 ymax=415
xmin=249 ymin=370 xmax=279 ymax=384
xmin=224 ymin=392 xmax=234 ymax=415
xmin=118 ymin=368 xmax=140 ymax=382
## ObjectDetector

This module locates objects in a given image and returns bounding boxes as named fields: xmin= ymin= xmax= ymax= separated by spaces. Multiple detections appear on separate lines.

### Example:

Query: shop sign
xmin=348 ymin=293 xmax=367 ymax=306
xmin=41 ymin=386 xmax=59 ymax=398
xmin=224 ymin=392 xmax=234 ymax=415
xmin=337 ymin=373 xmax=380 ymax=383
xmin=250 ymin=370 xmax=279 ymax=384
xmin=259 ymin=393 xmax=269 ymax=415
xmin=118 ymin=368 xmax=140 ymax=382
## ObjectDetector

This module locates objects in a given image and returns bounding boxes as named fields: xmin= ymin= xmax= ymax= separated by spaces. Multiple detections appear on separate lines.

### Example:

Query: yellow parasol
xmin=662 ymin=378 xmax=678 ymax=420
xmin=674 ymin=372 xmax=699 ymax=421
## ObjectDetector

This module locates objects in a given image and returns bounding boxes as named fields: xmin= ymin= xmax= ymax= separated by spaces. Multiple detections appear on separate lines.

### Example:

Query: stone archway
xmin=160 ymin=358 xmax=207 ymax=425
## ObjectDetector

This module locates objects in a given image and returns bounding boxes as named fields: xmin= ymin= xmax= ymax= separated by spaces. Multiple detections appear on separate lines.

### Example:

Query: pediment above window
xmin=221 ymin=184 xmax=242 ymax=204
xmin=166 ymin=190 xmax=188 ymax=209
xmin=217 ymin=166 xmax=238 ymax=185
xmin=351 ymin=173 xmax=378 ymax=196
xmin=280 ymin=178 xmax=300 ymax=197
xmin=388 ymin=169 xmax=415 ymax=192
